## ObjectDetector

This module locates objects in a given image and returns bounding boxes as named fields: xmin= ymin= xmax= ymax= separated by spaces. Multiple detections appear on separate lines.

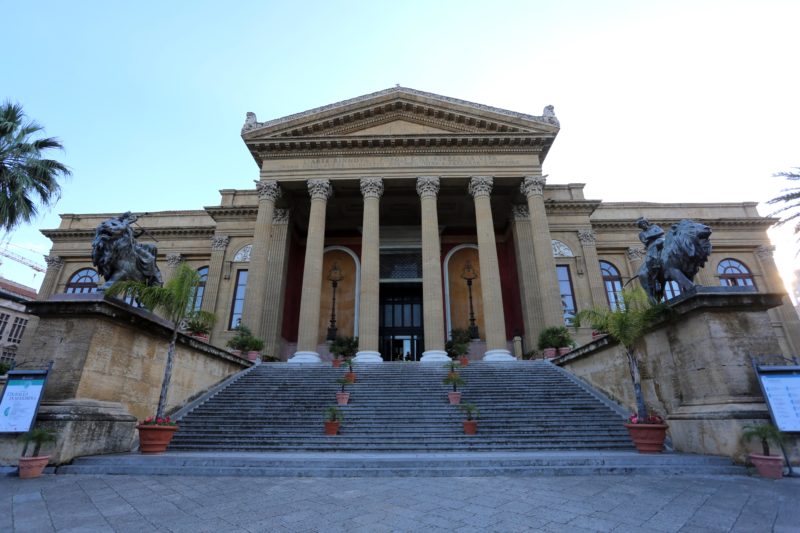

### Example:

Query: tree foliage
xmin=0 ymin=102 xmax=70 ymax=231
xmin=768 ymin=168 xmax=800 ymax=252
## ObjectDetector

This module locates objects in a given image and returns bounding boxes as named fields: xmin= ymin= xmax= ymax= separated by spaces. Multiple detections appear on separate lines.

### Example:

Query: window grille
xmin=380 ymin=251 xmax=422 ymax=280
xmin=7 ymin=317 xmax=28 ymax=344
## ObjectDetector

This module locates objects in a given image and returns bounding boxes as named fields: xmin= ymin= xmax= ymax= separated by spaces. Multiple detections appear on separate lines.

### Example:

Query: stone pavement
xmin=0 ymin=473 xmax=798 ymax=533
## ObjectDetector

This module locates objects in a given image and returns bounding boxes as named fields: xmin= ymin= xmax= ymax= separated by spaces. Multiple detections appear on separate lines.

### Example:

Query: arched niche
xmin=317 ymin=246 xmax=361 ymax=344
xmin=444 ymin=244 xmax=484 ymax=340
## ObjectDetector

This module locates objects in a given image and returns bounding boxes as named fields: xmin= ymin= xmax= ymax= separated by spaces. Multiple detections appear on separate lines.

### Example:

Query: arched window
xmin=664 ymin=280 xmax=681 ymax=300
xmin=65 ymin=268 xmax=99 ymax=294
xmin=600 ymin=261 xmax=623 ymax=310
xmin=718 ymin=259 xmax=756 ymax=288
xmin=190 ymin=267 xmax=209 ymax=312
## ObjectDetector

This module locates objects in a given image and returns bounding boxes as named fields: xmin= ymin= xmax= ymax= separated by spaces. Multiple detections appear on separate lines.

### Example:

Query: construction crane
xmin=0 ymin=247 xmax=46 ymax=273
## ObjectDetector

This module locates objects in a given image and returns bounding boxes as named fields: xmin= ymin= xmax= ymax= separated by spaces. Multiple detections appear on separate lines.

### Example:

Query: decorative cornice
xmin=360 ymin=177 xmax=384 ymax=199
xmin=521 ymin=175 xmax=546 ymax=197
xmin=577 ymin=229 xmax=597 ymax=245
xmin=273 ymin=209 xmax=290 ymax=224
xmin=755 ymin=244 xmax=775 ymax=259
xmin=511 ymin=205 xmax=530 ymax=220
xmin=307 ymin=179 xmax=332 ymax=200
xmin=43 ymin=255 xmax=63 ymax=270
xmin=211 ymin=235 xmax=230 ymax=251
xmin=204 ymin=206 xmax=259 ymax=221
xmin=468 ymin=176 xmax=493 ymax=198
xmin=627 ymin=246 xmax=646 ymax=261
xmin=41 ymin=227 xmax=215 ymax=241
xmin=543 ymin=200 xmax=602 ymax=216
xmin=255 ymin=180 xmax=281 ymax=202
xmin=165 ymin=253 xmax=184 ymax=267
xmin=591 ymin=218 xmax=776 ymax=230
xmin=416 ymin=176 xmax=440 ymax=198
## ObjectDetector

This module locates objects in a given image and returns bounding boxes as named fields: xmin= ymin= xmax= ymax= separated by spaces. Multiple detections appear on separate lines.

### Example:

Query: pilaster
xmin=576 ymin=228 xmax=608 ymax=308
xmin=469 ymin=176 xmax=513 ymax=361
xmin=163 ymin=253 xmax=185 ymax=284
xmin=38 ymin=255 xmax=64 ymax=300
xmin=202 ymin=234 xmax=229 ymax=329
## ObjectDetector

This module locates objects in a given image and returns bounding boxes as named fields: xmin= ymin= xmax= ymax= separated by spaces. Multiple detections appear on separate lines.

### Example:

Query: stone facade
xmin=35 ymin=87 xmax=800 ymax=362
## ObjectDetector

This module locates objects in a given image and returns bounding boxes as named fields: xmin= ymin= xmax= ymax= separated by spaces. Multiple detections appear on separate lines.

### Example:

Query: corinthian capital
xmin=255 ymin=180 xmax=281 ymax=202
xmin=577 ymin=229 xmax=597 ymax=245
xmin=416 ymin=176 xmax=440 ymax=198
xmin=521 ymin=175 xmax=547 ymax=197
xmin=307 ymin=179 xmax=332 ymax=200
xmin=273 ymin=209 xmax=290 ymax=224
xmin=43 ymin=255 xmax=63 ymax=271
xmin=468 ymin=176 xmax=493 ymax=198
xmin=166 ymin=253 xmax=184 ymax=267
xmin=211 ymin=235 xmax=230 ymax=251
xmin=755 ymin=244 xmax=775 ymax=259
xmin=511 ymin=205 xmax=530 ymax=220
xmin=360 ymin=177 xmax=384 ymax=199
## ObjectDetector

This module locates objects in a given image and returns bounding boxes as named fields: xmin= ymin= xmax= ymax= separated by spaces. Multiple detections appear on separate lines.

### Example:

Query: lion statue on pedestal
xmin=91 ymin=212 xmax=163 ymax=291
xmin=636 ymin=218 xmax=712 ymax=303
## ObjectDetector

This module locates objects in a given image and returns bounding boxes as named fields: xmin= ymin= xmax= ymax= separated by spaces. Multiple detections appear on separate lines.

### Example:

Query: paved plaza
xmin=0 ymin=473 xmax=798 ymax=532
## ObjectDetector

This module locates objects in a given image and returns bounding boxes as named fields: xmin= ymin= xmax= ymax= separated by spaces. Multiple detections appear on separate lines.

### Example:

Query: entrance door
xmin=379 ymin=283 xmax=423 ymax=361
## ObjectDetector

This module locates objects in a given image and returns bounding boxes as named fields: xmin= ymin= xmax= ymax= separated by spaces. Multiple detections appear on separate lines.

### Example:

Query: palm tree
xmin=768 ymin=168 xmax=800 ymax=249
xmin=573 ymin=287 xmax=670 ymax=419
xmin=106 ymin=263 xmax=216 ymax=418
xmin=0 ymin=102 xmax=70 ymax=231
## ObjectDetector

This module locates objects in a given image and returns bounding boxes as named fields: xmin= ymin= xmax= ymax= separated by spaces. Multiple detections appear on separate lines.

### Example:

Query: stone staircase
xmin=167 ymin=360 xmax=634 ymax=452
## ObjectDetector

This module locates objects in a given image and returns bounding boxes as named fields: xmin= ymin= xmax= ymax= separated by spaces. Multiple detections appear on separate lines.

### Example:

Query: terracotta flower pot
xmin=246 ymin=351 xmax=260 ymax=361
xmin=344 ymin=372 xmax=356 ymax=383
xmin=543 ymin=347 xmax=557 ymax=358
xmin=448 ymin=391 xmax=462 ymax=405
xmin=332 ymin=359 xmax=342 ymax=368
xmin=230 ymin=349 xmax=242 ymax=357
xmin=191 ymin=333 xmax=209 ymax=342
xmin=463 ymin=420 xmax=477 ymax=435
xmin=18 ymin=455 xmax=50 ymax=479
xmin=324 ymin=421 xmax=340 ymax=435
xmin=137 ymin=424 xmax=178 ymax=454
xmin=336 ymin=391 xmax=350 ymax=405
xmin=558 ymin=347 xmax=571 ymax=356
xmin=624 ymin=423 xmax=668 ymax=453
xmin=749 ymin=453 xmax=783 ymax=479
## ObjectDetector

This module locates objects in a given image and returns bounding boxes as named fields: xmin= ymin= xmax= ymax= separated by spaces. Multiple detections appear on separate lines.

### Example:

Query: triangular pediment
xmin=241 ymin=86 xmax=560 ymax=141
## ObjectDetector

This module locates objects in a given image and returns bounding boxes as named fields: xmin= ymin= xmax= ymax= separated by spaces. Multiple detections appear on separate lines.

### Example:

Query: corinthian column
xmin=577 ymin=228 xmax=608 ymax=308
xmin=469 ymin=177 xmax=513 ymax=361
xmin=289 ymin=179 xmax=332 ymax=363
xmin=202 ymin=234 xmax=229 ymax=341
xmin=417 ymin=177 xmax=449 ymax=362
xmin=38 ymin=255 xmax=64 ymax=300
xmin=354 ymin=177 xmax=383 ymax=363
xmin=521 ymin=176 xmax=564 ymax=327
xmin=241 ymin=180 xmax=281 ymax=338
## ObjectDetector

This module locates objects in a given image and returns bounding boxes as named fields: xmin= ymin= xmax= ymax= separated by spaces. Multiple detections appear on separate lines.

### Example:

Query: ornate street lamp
xmin=461 ymin=261 xmax=480 ymax=340
xmin=326 ymin=262 xmax=344 ymax=341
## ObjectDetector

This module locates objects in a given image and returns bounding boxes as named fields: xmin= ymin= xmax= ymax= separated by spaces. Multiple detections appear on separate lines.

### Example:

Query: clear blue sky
xmin=3 ymin=0 xmax=799 ymax=290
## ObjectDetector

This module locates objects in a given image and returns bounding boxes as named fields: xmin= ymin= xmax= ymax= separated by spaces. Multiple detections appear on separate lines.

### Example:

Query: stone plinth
xmin=0 ymin=294 xmax=251 ymax=464
xmin=556 ymin=287 xmax=799 ymax=464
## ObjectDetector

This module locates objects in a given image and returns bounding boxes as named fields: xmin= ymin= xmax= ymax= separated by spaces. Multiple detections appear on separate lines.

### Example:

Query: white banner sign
xmin=0 ymin=375 xmax=46 ymax=433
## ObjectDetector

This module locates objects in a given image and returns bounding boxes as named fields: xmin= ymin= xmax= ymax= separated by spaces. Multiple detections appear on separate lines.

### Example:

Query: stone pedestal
xmin=556 ymin=287 xmax=799 ymax=464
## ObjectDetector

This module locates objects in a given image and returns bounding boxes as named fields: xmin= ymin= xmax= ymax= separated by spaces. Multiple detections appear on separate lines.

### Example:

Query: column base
xmin=483 ymin=349 xmax=515 ymax=361
xmin=287 ymin=351 xmax=322 ymax=364
xmin=353 ymin=351 xmax=383 ymax=363
xmin=420 ymin=350 xmax=451 ymax=363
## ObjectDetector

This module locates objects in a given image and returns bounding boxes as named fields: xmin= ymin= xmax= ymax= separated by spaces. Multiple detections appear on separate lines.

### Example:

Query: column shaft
xmin=203 ymin=235 xmax=229 ymax=342
xmin=417 ymin=177 xmax=449 ymax=362
xmin=260 ymin=209 xmax=291 ymax=357
xmin=241 ymin=180 xmax=280 ymax=339
xmin=510 ymin=207 xmax=542 ymax=351
xmin=355 ymin=178 xmax=383 ymax=362
xmin=577 ymin=229 xmax=608 ymax=308
xmin=290 ymin=179 xmax=331 ymax=363
xmin=522 ymin=176 xmax=564 ymax=327
xmin=469 ymin=177 xmax=512 ymax=360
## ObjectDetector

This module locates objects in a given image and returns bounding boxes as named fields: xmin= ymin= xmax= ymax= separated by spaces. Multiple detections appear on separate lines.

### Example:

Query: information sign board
xmin=758 ymin=372 xmax=800 ymax=433
xmin=0 ymin=370 xmax=49 ymax=433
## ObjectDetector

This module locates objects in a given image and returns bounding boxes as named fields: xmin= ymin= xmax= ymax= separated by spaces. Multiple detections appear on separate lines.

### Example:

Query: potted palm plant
xmin=329 ymin=336 xmax=358 ymax=368
xmin=226 ymin=325 xmax=264 ymax=361
xmin=741 ymin=423 xmax=785 ymax=479
xmin=324 ymin=407 xmax=343 ymax=435
xmin=107 ymin=263 xmax=216 ymax=450
xmin=537 ymin=326 xmax=575 ymax=357
xmin=574 ymin=287 xmax=671 ymax=453
xmin=18 ymin=428 xmax=56 ymax=479
xmin=341 ymin=356 xmax=357 ymax=383
xmin=185 ymin=310 xmax=216 ymax=342
xmin=443 ymin=373 xmax=466 ymax=405
xmin=444 ymin=360 xmax=461 ymax=378
xmin=460 ymin=403 xmax=479 ymax=435
xmin=336 ymin=377 xmax=351 ymax=405
xmin=446 ymin=328 xmax=472 ymax=366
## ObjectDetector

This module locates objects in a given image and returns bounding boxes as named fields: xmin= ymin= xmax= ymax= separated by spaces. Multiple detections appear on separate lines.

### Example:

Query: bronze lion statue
xmin=637 ymin=219 xmax=712 ymax=303
xmin=91 ymin=212 xmax=163 ymax=290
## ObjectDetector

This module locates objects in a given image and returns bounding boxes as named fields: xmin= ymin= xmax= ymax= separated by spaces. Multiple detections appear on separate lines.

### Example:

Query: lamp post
xmin=326 ymin=262 xmax=344 ymax=341
xmin=461 ymin=261 xmax=479 ymax=340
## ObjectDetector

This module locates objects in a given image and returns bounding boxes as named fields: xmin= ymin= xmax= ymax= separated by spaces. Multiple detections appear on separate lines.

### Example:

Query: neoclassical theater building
xmin=36 ymin=88 xmax=800 ymax=362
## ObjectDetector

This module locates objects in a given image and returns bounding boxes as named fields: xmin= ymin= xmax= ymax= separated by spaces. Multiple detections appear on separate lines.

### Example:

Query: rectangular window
xmin=556 ymin=265 xmax=577 ymax=325
xmin=228 ymin=270 xmax=248 ymax=330
xmin=0 ymin=313 xmax=9 ymax=338
xmin=7 ymin=317 xmax=28 ymax=344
